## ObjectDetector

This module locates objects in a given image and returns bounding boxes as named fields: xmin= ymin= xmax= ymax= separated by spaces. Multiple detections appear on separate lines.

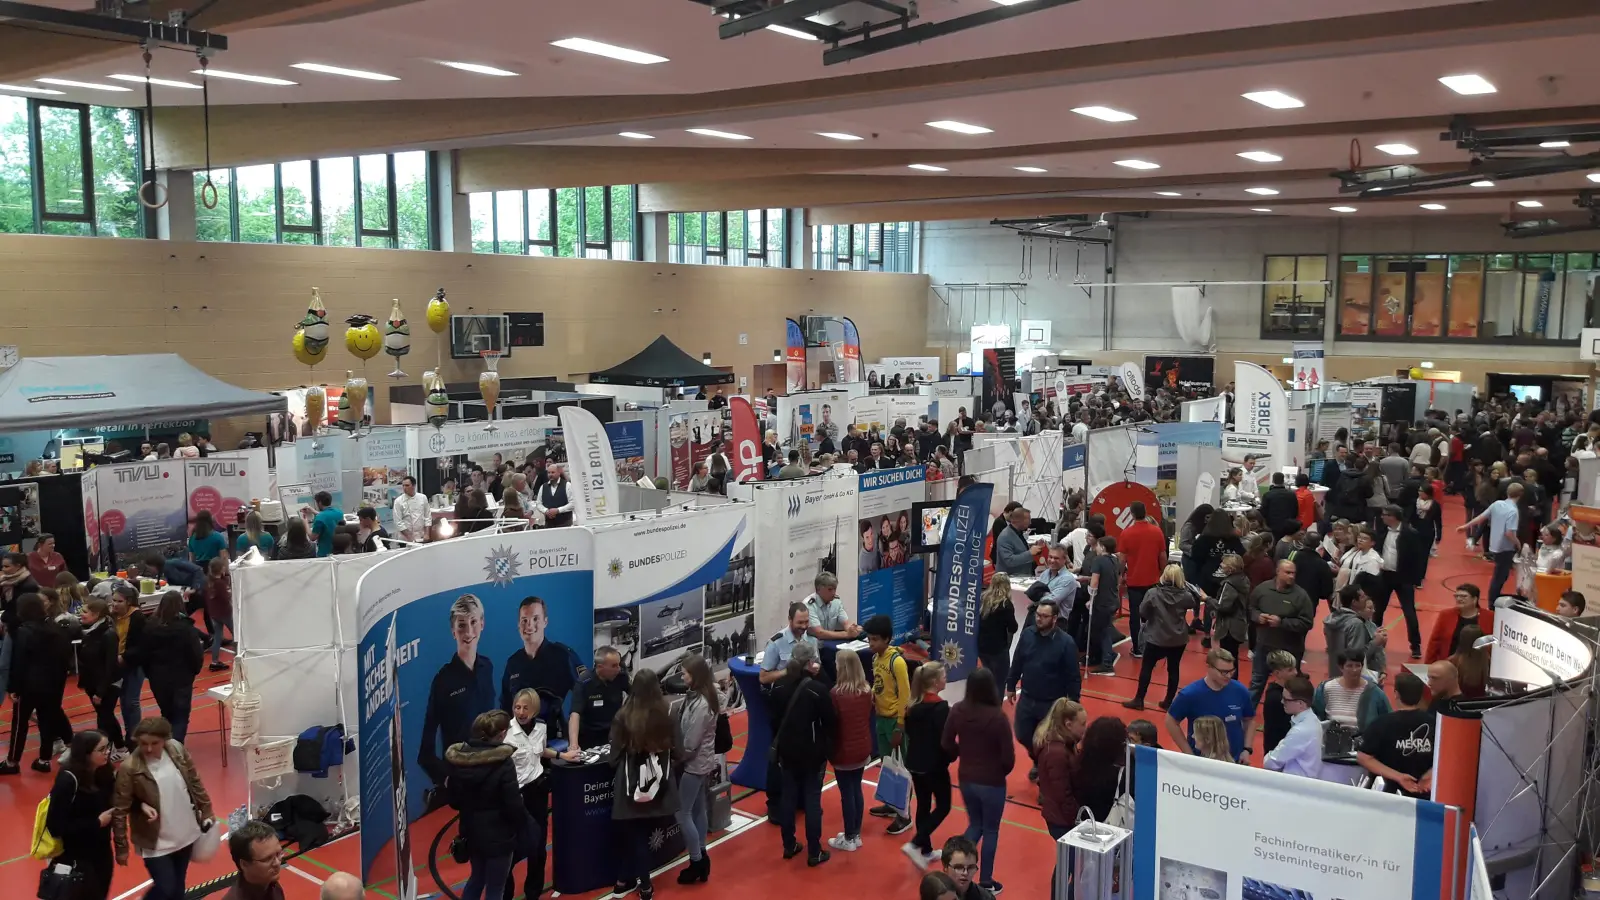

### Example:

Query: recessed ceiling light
xmin=107 ymin=74 xmax=201 ymax=89
xmin=439 ymin=61 xmax=519 ymax=77
xmin=290 ymin=63 xmax=399 ymax=81
xmin=1539 ymin=141 xmax=1570 ymax=149
xmin=1242 ymin=90 xmax=1304 ymax=109
xmin=1250 ymin=208 xmax=1273 ymax=213
xmin=926 ymin=120 xmax=993 ymax=135
xmin=1375 ymin=143 xmax=1418 ymax=156
xmin=1470 ymin=180 xmax=1495 ymax=187
xmin=764 ymin=24 xmax=818 ymax=40
xmin=0 ymin=83 xmax=64 ymax=95
xmin=1237 ymin=150 xmax=1283 ymax=163
xmin=1245 ymin=187 xmax=1280 ymax=195
xmin=1518 ymin=200 xmax=1544 ymax=208
xmin=1439 ymin=74 xmax=1496 ymax=95
xmin=1114 ymin=159 xmax=1160 ymax=170
xmin=908 ymin=164 xmax=948 ymax=172
xmin=618 ymin=132 xmax=655 ymax=139
xmin=1589 ymin=173 xmax=1600 ymax=183
xmin=1013 ymin=166 xmax=1048 ymax=173
xmin=817 ymin=132 xmax=863 ymax=141
xmin=1420 ymin=203 xmax=1447 ymax=210
xmin=35 ymin=77 xmax=131 ymax=92
xmin=1154 ymin=191 xmax=1182 ymax=197
xmin=549 ymin=38 xmax=668 ymax=65
xmin=191 ymin=68 xmax=297 ymax=85
xmin=1330 ymin=206 xmax=1357 ymax=213
xmin=686 ymin=128 xmax=752 ymax=140
xmin=1071 ymin=106 xmax=1137 ymax=122
xmin=989 ymin=0 xmax=1032 ymax=5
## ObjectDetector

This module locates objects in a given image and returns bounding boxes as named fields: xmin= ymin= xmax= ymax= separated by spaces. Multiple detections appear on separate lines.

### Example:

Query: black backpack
xmin=714 ymin=713 xmax=733 ymax=754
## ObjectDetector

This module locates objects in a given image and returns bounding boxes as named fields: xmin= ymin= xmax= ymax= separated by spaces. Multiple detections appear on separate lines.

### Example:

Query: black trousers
xmin=506 ymin=777 xmax=549 ymax=900
xmin=1217 ymin=635 xmax=1243 ymax=681
xmin=89 ymin=689 xmax=124 ymax=750
xmin=1375 ymin=570 xmax=1422 ymax=654
xmin=910 ymin=769 xmax=951 ymax=855
xmin=60 ymin=834 xmax=114 ymax=900
xmin=8 ymin=685 xmax=71 ymax=764
xmin=1065 ymin=602 xmax=1090 ymax=654
xmin=1131 ymin=643 xmax=1185 ymax=704
xmin=1126 ymin=587 xmax=1151 ymax=649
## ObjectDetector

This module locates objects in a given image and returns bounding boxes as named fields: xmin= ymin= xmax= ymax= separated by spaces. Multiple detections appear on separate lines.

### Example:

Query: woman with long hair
xmin=674 ymin=654 xmax=721 ymax=884
xmin=1178 ymin=503 xmax=1214 ymax=583
xmin=941 ymin=667 xmax=1014 ymax=893
xmin=1 ymin=593 xmax=73 ymax=774
xmin=499 ymin=487 xmax=529 ymax=531
xmin=828 ymin=650 xmax=874 ymax=853
xmin=607 ymin=668 xmax=679 ymax=899
xmin=1124 ymin=566 xmax=1197 ymax=711
xmin=1451 ymin=626 xmax=1491 ymax=698
xmin=458 ymin=488 xmax=492 ymax=534
xmin=55 ymin=570 xmax=89 ymax=620
xmin=445 ymin=709 xmax=533 ymax=900
xmin=770 ymin=644 xmax=833 ymax=867
xmin=976 ymin=573 xmax=1018 ymax=689
xmin=78 ymin=599 xmax=125 ymax=753
xmin=903 ymin=663 xmax=951 ymax=869
xmin=1191 ymin=716 xmax=1234 ymax=762
xmin=1190 ymin=510 xmax=1244 ymax=601
xmin=1034 ymin=698 xmax=1087 ymax=898
xmin=49 ymin=730 xmax=117 ymax=900
xmin=274 ymin=517 xmax=317 ymax=560
xmin=112 ymin=717 xmax=215 ymax=900
xmin=1072 ymin=717 xmax=1128 ymax=823
xmin=140 ymin=592 xmax=203 ymax=742
xmin=235 ymin=510 xmax=275 ymax=558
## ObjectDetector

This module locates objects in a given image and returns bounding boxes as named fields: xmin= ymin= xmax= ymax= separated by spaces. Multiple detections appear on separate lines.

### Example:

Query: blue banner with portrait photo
xmin=355 ymin=529 xmax=595 ymax=883
xmin=931 ymin=482 xmax=992 ymax=683
xmin=856 ymin=466 xmax=927 ymax=643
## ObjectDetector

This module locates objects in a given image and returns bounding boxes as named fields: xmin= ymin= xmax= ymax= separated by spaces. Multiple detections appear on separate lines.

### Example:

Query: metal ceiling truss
xmin=695 ymin=0 xmax=1083 ymax=65
xmin=0 ymin=0 xmax=227 ymax=50
xmin=990 ymin=214 xmax=1112 ymax=243
xmin=1502 ymin=190 xmax=1600 ymax=239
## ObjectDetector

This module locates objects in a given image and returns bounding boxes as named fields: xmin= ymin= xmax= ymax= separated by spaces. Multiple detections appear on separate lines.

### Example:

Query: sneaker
xmin=1411 ymin=650 xmax=1423 ymax=661
xmin=1028 ymin=766 xmax=1038 ymax=783
xmin=828 ymin=834 xmax=860 ymax=852
xmin=783 ymin=843 xmax=803 ymax=860
xmin=31 ymin=759 xmax=51 ymax=773
xmin=982 ymin=881 xmax=1004 ymax=896
xmin=209 ymin=662 xmax=230 ymax=672
xmin=869 ymin=803 xmax=897 ymax=819
xmin=1130 ymin=647 xmax=1144 ymax=659
xmin=887 ymin=817 xmax=913 ymax=835
xmin=1430 ymin=547 xmax=1439 ymax=558
xmin=1090 ymin=664 xmax=1117 ymax=676
xmin=0 ymin=761 xmax=19 ymax=776
xmin=807 ymin=851 xmax=831 ymax=868
xmin=902 ymin=842 xmax=931 ymax=871
xmin=922 ymin=848 xmax=942 ymax=866
xmin=51 ymin=739 xmax=65 ymax=757
xmin=108 ymin=749 xmax=128 ymax=764
xmin=1200 ymin=636 xmax=1212 ymax=649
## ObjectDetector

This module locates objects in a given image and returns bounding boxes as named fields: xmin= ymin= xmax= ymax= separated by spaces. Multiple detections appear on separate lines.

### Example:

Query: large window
xmin=194 ymin=150 xmax=431 ymax=249
xmin=811 ymin=222 xmax=916 ymax=272
xmin=1261 ymin=254 xmax=1328 ymax=338
xmin=0 ymin=97 xmax=144 ymax=237
xmin=669 ymin=209 xmax=786 ymax=267
xmin=1336 ymin=252 xmax=1595 ymax=343
xmin=469 ymin=185 xmax=637 ymax=260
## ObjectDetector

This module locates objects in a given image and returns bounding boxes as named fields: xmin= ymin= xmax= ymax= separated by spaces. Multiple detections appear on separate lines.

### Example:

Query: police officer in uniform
xmin=500 ymin=596 xmax=586 ymax=741
xmin=419 ymin=594 xmax=496 ymax=786
xmin=567 ymin=646 xmax=630 ymax=752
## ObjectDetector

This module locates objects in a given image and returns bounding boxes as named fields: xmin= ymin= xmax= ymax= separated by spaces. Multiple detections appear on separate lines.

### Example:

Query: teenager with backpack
xmin=606 ymin=668 xmax=679 ymax=899
xmin=864 ymin=614 xmax=913 ymax=834
xmin=44 ymin=730 xmax=117 ymax=900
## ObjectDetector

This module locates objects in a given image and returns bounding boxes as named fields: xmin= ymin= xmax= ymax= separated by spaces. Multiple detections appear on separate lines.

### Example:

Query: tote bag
xmin=873 ymin=752 xmax=913 ymax=819
xmin=229 ymin=668 xmax=262 ymax=748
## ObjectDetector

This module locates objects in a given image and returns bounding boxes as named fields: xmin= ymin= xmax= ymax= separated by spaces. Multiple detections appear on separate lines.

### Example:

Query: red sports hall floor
xmin=0 ymin=497 xmax=1488 ymax=898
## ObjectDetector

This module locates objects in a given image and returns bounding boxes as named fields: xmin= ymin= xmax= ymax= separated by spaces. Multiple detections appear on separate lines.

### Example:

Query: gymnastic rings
xmin=199 ymin=177 xmax=219 ymax=210
xmin=137 ymin=179 xmax=170 ymax=211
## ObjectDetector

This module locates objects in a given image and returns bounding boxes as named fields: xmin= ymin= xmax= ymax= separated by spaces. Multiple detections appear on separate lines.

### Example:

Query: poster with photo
xmin=702 ymin=545 xmax=754 ymax=677
xmin=752 ymin=472 xmax=858 ymax=641
xmin=856 ymin=466 xmax=927 ymax=643
xmin=1144 ymin=355 xmax=1215 ymax=394
xmin=92 ymin=460 xmax=187 ymax=570
xmin=688 ymin=411 xmax=720 ymax=475
xmin=604 ymin=421 xmax=647 ymax=484
xmin=361 ymin=429 xmax=409 ymax=531
xmin=668 ymin=413 xmax=691 ymax=489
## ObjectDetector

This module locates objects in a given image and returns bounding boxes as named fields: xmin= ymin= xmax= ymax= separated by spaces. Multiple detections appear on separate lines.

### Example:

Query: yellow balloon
xmin=293 ymin=329 xmax=326 ymax=367
xmin=345 ymin=315 xmax=383 ymax=361
xmin=426 ymin=288 xmax=450 ymax=334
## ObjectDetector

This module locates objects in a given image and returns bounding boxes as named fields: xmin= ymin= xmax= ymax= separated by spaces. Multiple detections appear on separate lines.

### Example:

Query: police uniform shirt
xmin=804 ymin=593 xmax=847 ymax=634
xmin=571 ymin=671 xmax=631 ymax=748
xmin=501 ymin=640 xmax=584 ymax=723
xmin=420 ymin=653 xmax=496 ymax=781
xmin=759 ymin=628 xmax=818 ymax=672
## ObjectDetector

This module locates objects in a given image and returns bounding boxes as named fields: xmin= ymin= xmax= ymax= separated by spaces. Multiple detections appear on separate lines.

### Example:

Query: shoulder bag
xmin=766 ymin=677 xmax=811 ymax=764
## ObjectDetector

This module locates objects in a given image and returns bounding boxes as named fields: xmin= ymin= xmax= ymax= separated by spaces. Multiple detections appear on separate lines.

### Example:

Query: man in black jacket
xmin=1373 ymin=505 xmax=1427 ymax=660
xmin=1260 ymin=473 xmax=1299 ymax=535
xmin=768 ymin=643 xmax=835 ymax=867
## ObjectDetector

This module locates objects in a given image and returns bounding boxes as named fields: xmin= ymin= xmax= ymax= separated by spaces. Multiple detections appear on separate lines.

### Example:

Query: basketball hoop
xmin=479 ymin=349 xmax=503 ymax=432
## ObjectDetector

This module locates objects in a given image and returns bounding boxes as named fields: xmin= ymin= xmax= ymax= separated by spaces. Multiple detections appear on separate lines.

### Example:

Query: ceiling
xmin=3 ymin=0 xmax=1598 ymax=223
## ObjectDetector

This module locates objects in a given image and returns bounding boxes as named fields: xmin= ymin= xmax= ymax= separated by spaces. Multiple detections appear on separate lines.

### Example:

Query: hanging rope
xmin=197 ymin=51 xmax=218 ymax=210
xmin=136 ymin=45 xmax=169 ymax=210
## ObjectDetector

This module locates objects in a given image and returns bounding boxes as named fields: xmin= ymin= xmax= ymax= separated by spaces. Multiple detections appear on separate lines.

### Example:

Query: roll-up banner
xmin=1291 ymin=341 xmax=1326 ymax=392
xmin=184 ymin=456 xmax=255 ymax=528
xmin=603 ymin=420 xmax=646 ymax=484
xmin=356 ymin=528 xmax=594 ymax=884
xmin=1133 ymin=745 xmax=1447 ymax=900
xmin=93 ymin=459 xmax=187 ymax=570
xmin=559 ymin=406 xmax=620 ymax=523
xmin=668 ymin=412 xmax=691 ymax=489
xmin=931 ymin=481 xmax=992 ymax=684
xmin=752 ymin=472 xmax=859 ymax=640
xmin=981 ymin=348 xmax=1015 ymax=419
xmin=360 ymin=429 xmax=408 ymax=531
xmin=688 ymin=410 xmax=719 ymax=474
xmin=1229 ymin=361 xmax=1287 ymax=468
xmin=1119 ymin=361 xmax=1145 ymax=401
xmin=785 ymin=318 xmax=807 ymax=393
xmin=840 ymin=318 xmax=862 ymax=383
xmin=857 ymin=466 xmax=928 ymax=642
xmin=81 ymin=466 xmax=101 ymax=572
xmin=728 ymin=397 xmax=763 ymax=482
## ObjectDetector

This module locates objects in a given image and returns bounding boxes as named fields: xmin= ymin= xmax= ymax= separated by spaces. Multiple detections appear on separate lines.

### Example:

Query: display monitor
xmin=911 ymin=500 xmax=953 ymax=554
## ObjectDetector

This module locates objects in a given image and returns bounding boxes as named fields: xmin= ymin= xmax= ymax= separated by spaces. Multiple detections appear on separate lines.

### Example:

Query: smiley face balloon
xmin=345 ymin=314 xmax=382 ymax=361
xmin=425 ymin=288 xmax=450 ymax=333
xmin=384 ymin=299 xmax=411 ymax=378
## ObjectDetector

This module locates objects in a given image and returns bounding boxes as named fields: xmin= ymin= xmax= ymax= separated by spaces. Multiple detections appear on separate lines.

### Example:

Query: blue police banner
xmin=932 ymin=481 xmax=992 ymax=683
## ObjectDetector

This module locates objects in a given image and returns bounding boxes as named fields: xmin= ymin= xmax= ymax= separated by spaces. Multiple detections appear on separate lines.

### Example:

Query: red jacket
xmin=1036 ymin=739 xmax=1080 ymax=828
xmin=1120 ymin=520 xmax=1166 ymax=588
xmin=830 ymin=689 xmax=874 ymax=769
xmin=203 ymin=572 xmax=233 ymax=621
xmin=1295 ymin=488 xmax=1318 ymax=531
xmin=1425 ymin=606 xmax=1494 ymax=664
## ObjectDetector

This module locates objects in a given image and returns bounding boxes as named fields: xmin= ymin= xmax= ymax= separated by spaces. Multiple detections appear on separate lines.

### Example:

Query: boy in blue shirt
xmin=1163 ymin=648 xmax=1255 ymax=763
xmin=310 ymin=491 xmax=344 ymax=558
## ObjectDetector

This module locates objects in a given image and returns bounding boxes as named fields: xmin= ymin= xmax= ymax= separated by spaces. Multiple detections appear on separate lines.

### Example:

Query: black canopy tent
xmin=588 ymin=335 xmax=736 ymax=388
